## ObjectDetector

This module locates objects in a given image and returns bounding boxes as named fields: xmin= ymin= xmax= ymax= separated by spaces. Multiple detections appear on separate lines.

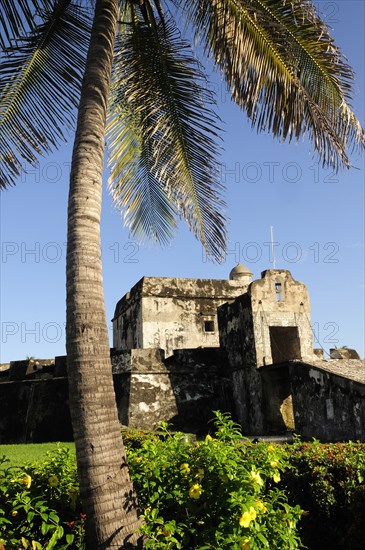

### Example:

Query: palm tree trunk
xmin=66 ymin=0 xmax=143 ymax=547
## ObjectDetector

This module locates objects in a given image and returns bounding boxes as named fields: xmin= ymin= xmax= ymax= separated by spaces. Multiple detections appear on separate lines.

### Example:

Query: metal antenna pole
xmin=270 ymin=226 xmax=276 ymax=269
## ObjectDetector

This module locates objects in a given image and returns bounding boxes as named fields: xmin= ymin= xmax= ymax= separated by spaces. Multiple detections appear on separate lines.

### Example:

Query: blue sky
xmin=1 ymin=0 xmax=364 ymax=362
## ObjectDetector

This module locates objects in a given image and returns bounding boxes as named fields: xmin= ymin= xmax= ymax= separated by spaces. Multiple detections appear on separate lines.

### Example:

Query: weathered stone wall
xmin=218 ymin=294 xmax=256 ymax=369
xmin=1 ymin=354 xmax=364 ymax=442
xmin=0 ymin=347 xmax=232 ymax=442
xmin=290 ymin=361 xmax=365 ymax=441
xmin=141 ymin=295 xmax=219 ymax=356
xmin=113 ymin=277 xmax=247 ymax=356
xmin=218 ymin=294 xmax=265 ymax=434
xmin=112 ymin=347 xmax=232 ymax=433
xmin=0 ymin=378 xmax=72 ymax=443
xmin=113 ymin=280 xmax=143 ymax=350
xmin=261 ymin=360 xmax=365 ymax=441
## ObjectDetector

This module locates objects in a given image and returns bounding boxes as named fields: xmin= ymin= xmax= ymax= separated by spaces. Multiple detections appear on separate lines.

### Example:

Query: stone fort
xmin=1 ymin=265 xmax=364 ymax=442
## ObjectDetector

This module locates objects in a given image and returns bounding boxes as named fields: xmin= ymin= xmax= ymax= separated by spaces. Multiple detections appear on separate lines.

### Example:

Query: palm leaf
xmin=0 ymin=0 xmax=53 ymax=49
xmin=179 ymin=0 xmax=364 ymax=170
xmin=0 ymin=0 xmax=91 ymax=187
xmin=108 ymin=9 xmax=227 ymax=261
xmin=108 ymin=104 xmax=178 ymax=245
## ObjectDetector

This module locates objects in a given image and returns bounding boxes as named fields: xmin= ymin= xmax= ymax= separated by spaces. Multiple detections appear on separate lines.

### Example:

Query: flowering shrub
xmin=282 ymin=438 xmax=365 ymax=550
xmin=2 ymin=419 xmax=364 ymax=549
xmin=0 ymin=446 xmax=84 ymax=549
xmin=127 ymin=412 xmax=304 ymax=549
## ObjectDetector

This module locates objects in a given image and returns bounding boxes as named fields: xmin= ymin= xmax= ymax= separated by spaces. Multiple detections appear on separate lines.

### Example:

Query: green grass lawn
xmin=0 ymin=442 xmax=75 ymax=467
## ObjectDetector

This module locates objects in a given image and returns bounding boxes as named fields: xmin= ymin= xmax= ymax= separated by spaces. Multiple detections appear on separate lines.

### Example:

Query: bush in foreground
xmin=0 ymin=446 xmax=84 ymax=549
xmin=2 ymin=415 xmax=365 ymax=549
xmin=282 ymin=438 xmax=365 ymax=550
xmin=127 ymin=412 xmax=304 ymax=549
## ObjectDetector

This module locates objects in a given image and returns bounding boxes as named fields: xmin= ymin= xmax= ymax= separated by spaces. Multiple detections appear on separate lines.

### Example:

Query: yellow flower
xmin=241 ymin=539 xmax=251 ymax=550
xmin=11 ymin=510 xmax=18 ymax=517
xmin=239 ymin=507 xmax=256 ymax=528
xmin=249 ymin=507 xmax=257 ymax=521
xmin=270 ymin=460 xmax=278 ymax=468
xmin=48 ymin=474 xmax=59 ymax=487
xmin=180 ymin=463 xmax=190 ymax=475
xmin=256 ymin=500 xmax=268 ymax=513
xmin=189 ymin=483 xmax=202 ymax=499
xmin=195 ymin=468 xmax=204 ymax=481
xmin=239 ymin=512 xmax=252 ymax=528
xmin=249 ymin=470 xmax=263 ymax=486
xmin=268 ymin=444 xmax=275 ymax=452
xmin=273 ymin=472 xmax=281 ymax=483
xmin=288 ymin=519 xmax=295 ymax=529
xmin=22 ymin=474 xmax=32 ymax=489
xmin=205 ymin=434 xmax=213 ymax=442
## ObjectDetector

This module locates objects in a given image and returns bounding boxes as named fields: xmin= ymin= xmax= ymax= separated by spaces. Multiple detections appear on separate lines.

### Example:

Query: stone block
xmin=55 ymin=355 xmax=68 ymax=377
xmin=9 ymin=360 xmax=29 ymax=380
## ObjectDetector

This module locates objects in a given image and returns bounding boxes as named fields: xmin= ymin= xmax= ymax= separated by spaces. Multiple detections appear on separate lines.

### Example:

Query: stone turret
xmin=229 ymin=263 xmax=253 ymax=285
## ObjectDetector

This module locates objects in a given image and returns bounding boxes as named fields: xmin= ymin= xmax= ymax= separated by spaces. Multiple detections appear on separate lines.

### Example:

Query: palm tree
xmin=1 ymin=0 xmax=363 ymax=547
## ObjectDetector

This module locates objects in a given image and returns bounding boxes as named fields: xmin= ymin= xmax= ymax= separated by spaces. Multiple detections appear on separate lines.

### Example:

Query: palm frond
xmin=0 ymin=0 xmax=91 ymax=188
xmin=108 ymin=105 xmax=178 ymax=245
xmin=178 ymin=0 xmax=364 ymax=170
xmin=108 ymin=10 xmax=227 ymax=261
xmin=0 ymin=0 xmax=54 ymax=49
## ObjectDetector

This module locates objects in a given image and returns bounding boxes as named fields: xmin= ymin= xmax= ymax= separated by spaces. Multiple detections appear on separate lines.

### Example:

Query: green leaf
xmin=256 ymin=532 xmax=270 ymax=546
xmin=0 ymin=0 xmax=91 ymax=187
xmin=179 ymin=0 xmax=364 ymax=170
xmin=66 ymin=534 xmax=74 ymax=545
xmin=44 ymin=525 xmax=63 ymax=549
xmin=41 ymin=521 xmax=50 ymax=535
xmin=48 ymin=511 xmax=59 ymax=524
xmin=0 ymin=1 xmax=53 ymax=49
xmin=108 ymin=12 xmax=226 ymax=261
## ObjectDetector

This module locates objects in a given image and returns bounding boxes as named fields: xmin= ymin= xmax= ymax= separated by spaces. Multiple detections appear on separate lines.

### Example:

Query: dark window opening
xmin=269 ymin=326 xmax=301 ymax=363
xmin=204 ymin=320 xmax=215 ymax=332
xmin=275 ymin=279 xmax=284 ymax=301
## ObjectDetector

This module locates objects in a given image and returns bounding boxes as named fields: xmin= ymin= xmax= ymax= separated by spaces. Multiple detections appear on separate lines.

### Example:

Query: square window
xmin=204 ymin=320 xmax=215 ymax=332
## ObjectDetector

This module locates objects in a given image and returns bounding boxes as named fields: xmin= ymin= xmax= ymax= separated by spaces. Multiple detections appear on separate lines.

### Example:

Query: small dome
xmin=229 ymin=263 xmax=253 ymax=281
